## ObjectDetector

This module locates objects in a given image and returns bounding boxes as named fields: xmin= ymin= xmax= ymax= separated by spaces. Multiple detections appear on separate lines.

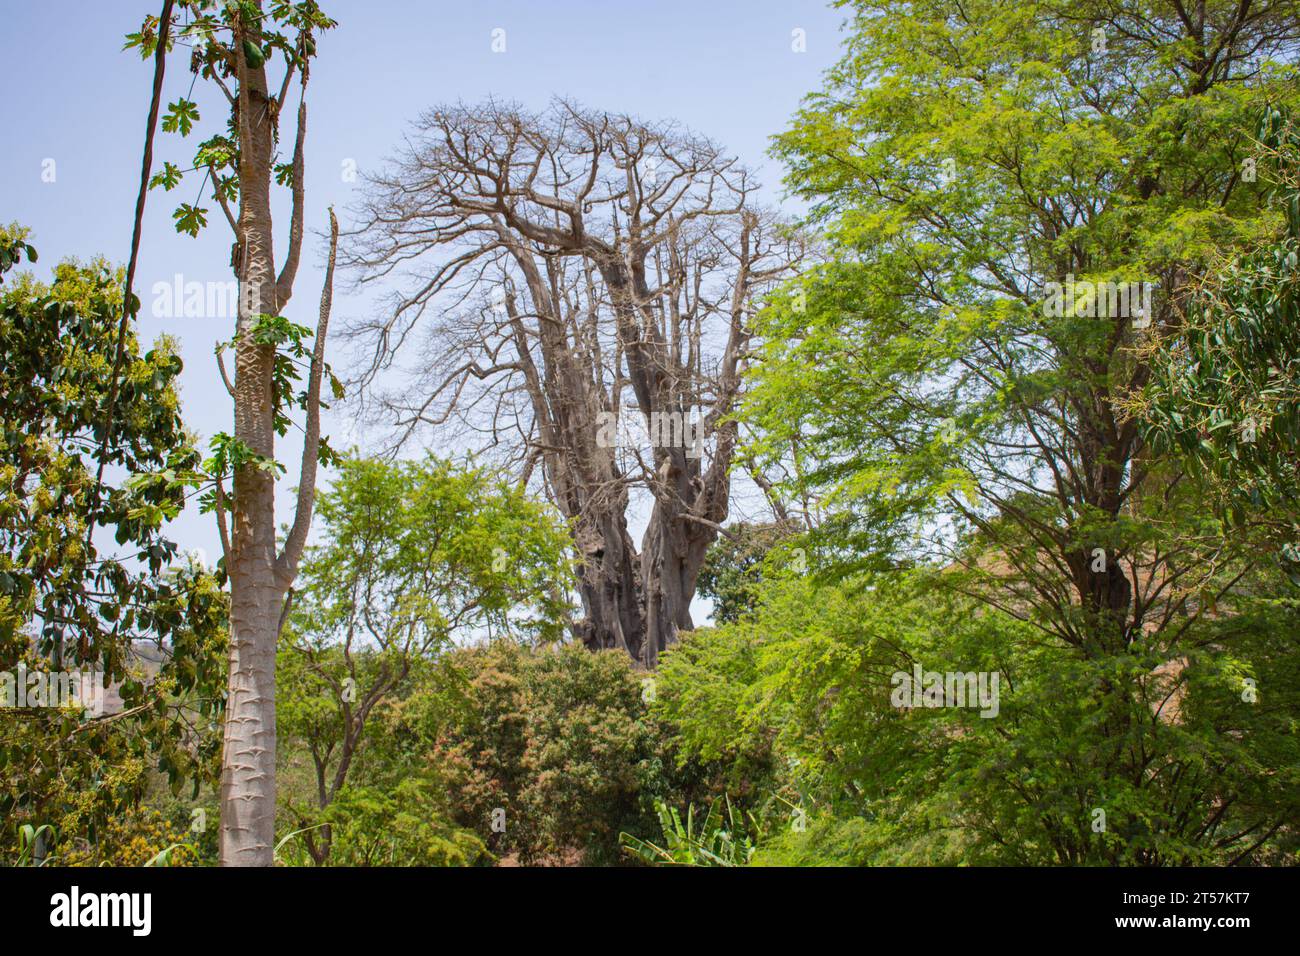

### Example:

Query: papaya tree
xmin=126 ymin=0 xmax=339 ymax=866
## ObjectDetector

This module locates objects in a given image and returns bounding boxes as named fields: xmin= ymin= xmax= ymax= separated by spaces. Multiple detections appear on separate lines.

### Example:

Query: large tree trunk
xmin=570 ymin=510 xmax=644 ymax=658
xmin=348 ymin=104 xmax=802 ymax=669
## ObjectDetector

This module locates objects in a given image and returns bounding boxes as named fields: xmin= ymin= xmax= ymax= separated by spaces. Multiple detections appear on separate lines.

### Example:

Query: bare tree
xmin=346 ymin=100 xmax=803 ymax=667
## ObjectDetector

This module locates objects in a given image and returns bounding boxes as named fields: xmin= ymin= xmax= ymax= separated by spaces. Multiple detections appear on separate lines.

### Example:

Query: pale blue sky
xmin=0 ymin=0 xmax=846 ymax=622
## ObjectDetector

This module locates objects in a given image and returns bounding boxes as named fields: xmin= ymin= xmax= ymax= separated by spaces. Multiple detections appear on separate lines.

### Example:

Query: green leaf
xmin=149 ymin=161 xmax=183 ymax=192
xmin=172 ymin=203 xmax=209 ymax=238
xmin=161 ymin=99 xmax=200 ymax=137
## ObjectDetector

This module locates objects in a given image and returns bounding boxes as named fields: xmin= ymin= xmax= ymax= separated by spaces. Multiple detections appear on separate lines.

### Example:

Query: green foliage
xmin=62 ymin=804 xmax=200 ymax=867
xmin=126 ymin=0 xmax=337 ymax=234
xmin=278 ymin=635 xmax=674 ymax=867
xmin=1141 ymin=107 xmax=1300 ymax=548
xmin=315 ymin=779 xmax=485 ymax=867
xmin=245 ymin=312 xmax=343 ymax=442
xmin=293 ymin=454 xmax=572 ymax=652
xmin=171 ymin=203 xmax=208 ymax=238
xmin=200 ymin=315 xmax=343 ymax=494
xmin=0 ymin=232 xmax=228 ymax=865
xmin=0 ymin=229 xmax=37 ymax=276
xmin=161 ymin=98 xmax=200 ymax=137
xmin=14 ymin=824 xmax=56 ymax=866
xmin=697 ymin=521 xmax=799 ymax=624
xmin=274 ymin=455 xmax=572 ymax=864
xmin=652 ymin=625 xmax=772 ymax=778
xmin=659 ymin=569 xmax=1300 ymax=865
xmin=0 ymin=233 xmax=198 ymax=657
xmin=619 ymin=797 xmax=758 ymax=866
xmin=753 ymin=0 xmax=1296 ymax=567
xmin=434 ymin=641 xmax=660 ymax=865
xmin=752 ymin=815 xmax=879 ymax=867
xmin=711 ymin=0 xmax=1300 ymax=866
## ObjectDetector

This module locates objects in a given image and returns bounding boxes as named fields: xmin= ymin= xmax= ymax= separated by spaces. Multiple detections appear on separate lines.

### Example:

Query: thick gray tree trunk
xmin=348 ymin=103 xmax=802 ymax=669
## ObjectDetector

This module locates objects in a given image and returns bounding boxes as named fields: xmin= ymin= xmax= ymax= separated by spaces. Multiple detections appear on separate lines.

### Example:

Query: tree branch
xmin=277 ymin=207 xmax=337 ymax=584
xmin=274 ymin=70 xmax=309 ymax=309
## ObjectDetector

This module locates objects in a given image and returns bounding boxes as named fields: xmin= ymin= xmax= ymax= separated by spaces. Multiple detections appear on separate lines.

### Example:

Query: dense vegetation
xmin=3 ymin=0 xmax=1298 ymax=866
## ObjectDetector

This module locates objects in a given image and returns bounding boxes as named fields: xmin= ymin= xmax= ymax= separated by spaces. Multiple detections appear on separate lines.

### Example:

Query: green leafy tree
xmin=433 ymin=641 xmax=661 ymax=865
xmin=660 ymin=568 xmax=1300 ymax=865
xmin=651 ymin=624 xmax=774 ymax=788
xmin=1139 ymin=106 xmax=1300 ymax=573
xmin=276 ymin=455 xmax=571 ymax=864
xmin=696 ymin=521 xmax=800 ymax=624
xmin=0 ymin=229 xmax=227 ymax=864
xmin=738 ymin=0 xmax=1299 ymax=862
xmin=756 ymin=0 xmax=1298 ymax=627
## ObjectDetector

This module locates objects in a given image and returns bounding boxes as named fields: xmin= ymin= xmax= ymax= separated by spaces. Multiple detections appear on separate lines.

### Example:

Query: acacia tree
xmin=127 ymin=0 xmax=338 ymax=866
xmin=755 ymin=0 xmax=1300 ymax=649
xmin=348 ymin=101 xmax=803 ymax=667
xmin=745 ymin=0 xmax=1300 ymax=859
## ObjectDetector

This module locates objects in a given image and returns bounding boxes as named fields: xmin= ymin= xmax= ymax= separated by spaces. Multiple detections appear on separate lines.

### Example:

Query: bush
xmin=434 ymin=641 xmax=660 ymax=865
xmin=653 ymin=569 xmax=1300 ymax=866
xmin=317 ymin=778 xmax=486 ymax=867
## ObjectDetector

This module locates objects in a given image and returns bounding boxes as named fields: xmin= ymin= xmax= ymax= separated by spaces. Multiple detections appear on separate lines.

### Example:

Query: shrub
xmin=435 ymin=641 xmax=660 ymax=864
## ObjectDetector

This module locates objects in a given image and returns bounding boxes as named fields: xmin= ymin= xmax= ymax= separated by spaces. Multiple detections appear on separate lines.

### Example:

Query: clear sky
xmin=0 ymin=0 xmax=846 ymax=622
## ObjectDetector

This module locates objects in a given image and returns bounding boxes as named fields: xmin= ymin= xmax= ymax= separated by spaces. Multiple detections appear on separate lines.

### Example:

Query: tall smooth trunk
xmin=219 ymin=51 xmax=284 ymax=867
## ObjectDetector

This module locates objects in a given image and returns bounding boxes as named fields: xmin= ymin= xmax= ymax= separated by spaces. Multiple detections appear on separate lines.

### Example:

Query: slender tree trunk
xmin=220 ymin=58 xmax=284 ymax=865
